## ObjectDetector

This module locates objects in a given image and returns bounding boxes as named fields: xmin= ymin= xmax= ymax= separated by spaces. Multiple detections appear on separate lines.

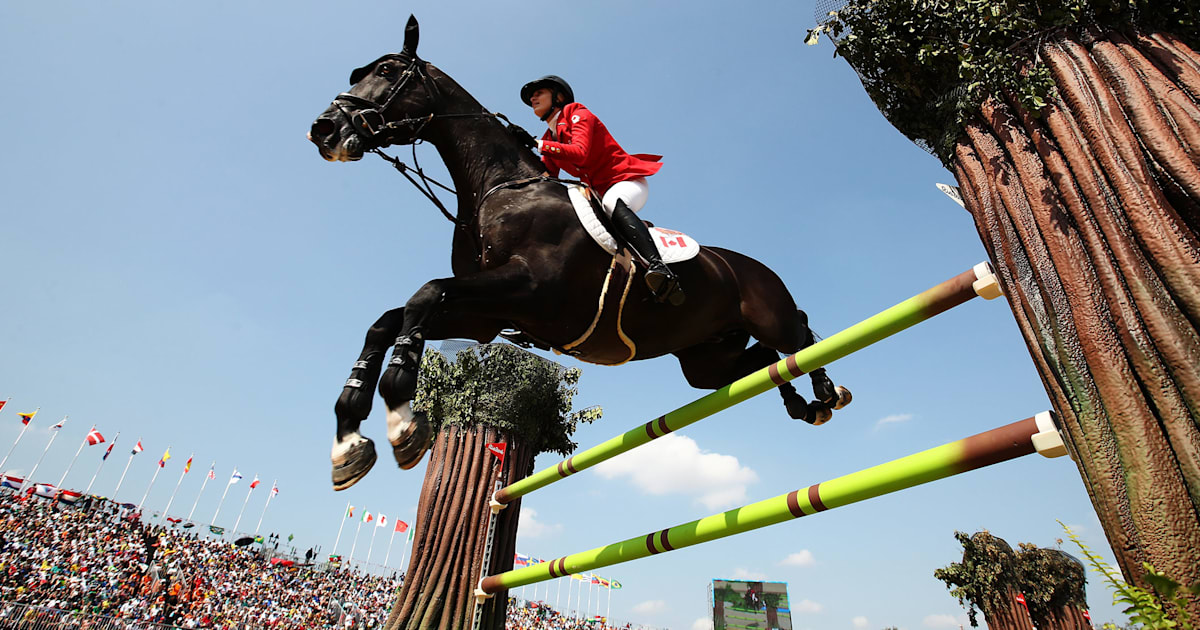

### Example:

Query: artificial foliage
xmin=411 ymin=343 xmax=601 ymax=456
xmin=934 ymin=531 xmax=1024 ymax=627
xmin=1016 ymin=543 xmax=1089 ymax=627
xmin=807 ymin=0 xmax=1200 ymax=163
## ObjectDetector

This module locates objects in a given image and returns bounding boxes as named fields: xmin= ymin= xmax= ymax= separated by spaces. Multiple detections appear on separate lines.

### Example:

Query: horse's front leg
xmin=380 ymin=264 xmax=537 ymax=470
xmin=332 ymin=308 xmax=405 ymax=491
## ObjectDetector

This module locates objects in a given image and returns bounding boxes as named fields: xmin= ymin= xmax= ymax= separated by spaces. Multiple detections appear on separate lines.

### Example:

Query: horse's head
xmin=309 ymin=15 xmax=437 ymax=161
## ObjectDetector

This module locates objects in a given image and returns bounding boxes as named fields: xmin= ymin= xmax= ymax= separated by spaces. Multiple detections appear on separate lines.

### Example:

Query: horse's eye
xmin=378 ymin=64 xmax=393 ymax=77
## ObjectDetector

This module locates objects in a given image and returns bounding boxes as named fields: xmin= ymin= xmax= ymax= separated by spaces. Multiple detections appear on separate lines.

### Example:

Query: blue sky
xmin=2 ymin=2 xmax=1126 ymax=628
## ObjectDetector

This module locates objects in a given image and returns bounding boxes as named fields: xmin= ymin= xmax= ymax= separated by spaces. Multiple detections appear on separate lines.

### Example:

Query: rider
xmin=520 ymin=75 xmax=684 ymax=305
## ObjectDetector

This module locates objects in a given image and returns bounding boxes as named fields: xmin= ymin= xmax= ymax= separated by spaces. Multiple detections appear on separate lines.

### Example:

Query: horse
xmin=308 ymin=15 xmax=851 ymax=491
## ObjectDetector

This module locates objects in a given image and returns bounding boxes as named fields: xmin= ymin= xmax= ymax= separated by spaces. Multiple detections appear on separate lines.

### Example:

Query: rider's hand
xmin=508 ymin=125 xmax=538 ymax=151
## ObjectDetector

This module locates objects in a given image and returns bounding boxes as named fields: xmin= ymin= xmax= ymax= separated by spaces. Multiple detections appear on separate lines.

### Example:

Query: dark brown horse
xmin=309 ymin=16 xmax=850 ymax=491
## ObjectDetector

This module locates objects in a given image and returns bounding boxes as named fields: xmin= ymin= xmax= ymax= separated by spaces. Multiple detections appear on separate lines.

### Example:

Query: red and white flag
xmin=377 ymin=514 xmax=387 ymax=528
xmin=363 ymin=511 xmax=374 ymax=524
xmin=131 ymin=439 xmax=144 ymax=455
xmin=270 ymin=483 xmax=279 ymax=497
xmin=486 ymin=442 xmax=507 ymax=466
xmin=394 ymin=519 xmax=409 ymax=533
xmin=207 ymin=463 xmax=216 ymax=480
xmin=85 ymin=427 xmax=105 ymax=445
xmin=250 ymin=476 xmax=260 ymax=489
xmin=52 ymin=416 xmax=67 ymax=430
xmin=0 ymin=399 xmax=7 ymax=414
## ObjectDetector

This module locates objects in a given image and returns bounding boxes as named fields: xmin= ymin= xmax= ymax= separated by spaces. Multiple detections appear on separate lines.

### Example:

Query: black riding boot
xmin=611 ymin=199 xmax=685 ymax=305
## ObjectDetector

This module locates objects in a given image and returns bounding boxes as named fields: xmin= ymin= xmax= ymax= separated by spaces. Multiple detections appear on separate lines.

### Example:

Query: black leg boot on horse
xmin=611 ymin=199 xmax=685 ymax=306
xmin=378 ymin=329 xmax=435 ymax=470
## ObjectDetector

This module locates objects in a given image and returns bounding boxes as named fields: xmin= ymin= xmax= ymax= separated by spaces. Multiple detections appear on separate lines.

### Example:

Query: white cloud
xmin=731 ymin=568 xmax=768 ymax=581
xmin=691 ymin=618 xmax=714 ymax=630
xmin=793 ymin=599 xmax=823 ymax=614
xmin=516 ymin=508 xmax=562 ymax=539
xmin=874 ymin=413 xmax=914 ymax=430
xmin=852 ymin=617 xmax=869 ymax=629
xmin=779 ymin=550 xmax=815 ymax=567
xmin=633 ymin=600 xmax=668 ymax=615
xmin=594 ymin=433 xmax=758 ymax=509
xmin=923 ymin=613 xmax=963 ymax=628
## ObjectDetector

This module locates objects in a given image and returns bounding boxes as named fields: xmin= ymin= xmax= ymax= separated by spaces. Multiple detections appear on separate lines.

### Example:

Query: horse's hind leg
xmin=332 ymin=308 xmax=406 ymax=491
xmin=673 ymin=335 xmax=830 ymax=425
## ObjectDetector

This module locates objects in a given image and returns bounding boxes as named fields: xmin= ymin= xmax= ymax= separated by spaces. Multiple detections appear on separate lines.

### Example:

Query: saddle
xmin=500 ymin=184 xmax=699 ymax=365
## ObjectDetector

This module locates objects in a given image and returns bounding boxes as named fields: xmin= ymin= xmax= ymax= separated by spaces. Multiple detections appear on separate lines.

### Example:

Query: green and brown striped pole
xmin=480 ymin=412 xmax=1065 ymax=594
xmin=493 ymin=263 xmax=1002 ymax=505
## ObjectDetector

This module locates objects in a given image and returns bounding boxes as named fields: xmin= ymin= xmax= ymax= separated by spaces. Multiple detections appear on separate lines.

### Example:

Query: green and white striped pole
xmin=493 ymin=263 xmax=1002 ymax=506
xmin=479 ymin=411 xmax=1066 ymax=595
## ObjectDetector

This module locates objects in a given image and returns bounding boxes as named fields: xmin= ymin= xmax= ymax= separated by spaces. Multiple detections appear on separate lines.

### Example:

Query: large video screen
xmin=711 ymin=579 xmax=792 ymax=630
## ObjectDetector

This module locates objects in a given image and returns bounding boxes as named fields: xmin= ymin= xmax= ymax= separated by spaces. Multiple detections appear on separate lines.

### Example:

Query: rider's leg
xmin=602 ymin=179 xmax=685 ymax=305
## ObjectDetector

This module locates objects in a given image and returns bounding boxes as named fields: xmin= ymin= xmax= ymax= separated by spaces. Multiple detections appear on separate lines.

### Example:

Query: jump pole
xmin=478 ymin=411 xmax=1066 ymax=595
xmin=492 ymin=263 xmax=1002 ymax=507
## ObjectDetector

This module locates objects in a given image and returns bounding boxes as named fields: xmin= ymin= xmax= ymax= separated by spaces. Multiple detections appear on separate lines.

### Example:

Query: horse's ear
xmin=402 ymin=15 xmax=420 ymax=56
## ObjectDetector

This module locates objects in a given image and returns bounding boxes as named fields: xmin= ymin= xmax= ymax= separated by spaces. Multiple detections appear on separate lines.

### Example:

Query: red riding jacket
xmin=539 ymin=102 xmax=662 ymax=194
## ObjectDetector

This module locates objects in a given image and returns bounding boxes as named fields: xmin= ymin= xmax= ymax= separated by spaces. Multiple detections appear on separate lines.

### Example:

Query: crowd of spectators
xmin=505 ymin=598 xmax=663 ymax=630
xmin=0 ymin=489 xmax=399 ymax=628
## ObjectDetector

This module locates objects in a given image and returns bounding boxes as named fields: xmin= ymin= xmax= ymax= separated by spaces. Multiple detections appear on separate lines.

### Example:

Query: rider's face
xmin=530 ymin=88 xmax=555 ymax=118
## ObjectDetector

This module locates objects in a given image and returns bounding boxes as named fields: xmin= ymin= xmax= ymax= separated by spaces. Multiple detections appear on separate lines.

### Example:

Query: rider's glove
xmin=508 ymin=125 xmax=538 ymax=151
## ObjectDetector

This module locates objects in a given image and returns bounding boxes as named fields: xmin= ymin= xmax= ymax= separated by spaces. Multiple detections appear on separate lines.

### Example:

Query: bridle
xmin=328 ymin=53 xmax=581 ymax=228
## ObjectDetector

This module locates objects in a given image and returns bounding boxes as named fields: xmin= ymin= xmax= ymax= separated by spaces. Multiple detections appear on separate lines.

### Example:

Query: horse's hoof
xmin=331 ymin=436 xmax=377 ymax=491
xmin=833 ymin=386 xmax=852 ymax=410
xmin=807 ymin=401 xmax=833 ymax=426
xmin=390 ymin=410 xmax=433 ymax=470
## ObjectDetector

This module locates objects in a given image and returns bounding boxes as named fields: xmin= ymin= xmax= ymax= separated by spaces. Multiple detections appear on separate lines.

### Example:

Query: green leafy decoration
xmin=1062 ymin=521 xmax=1199 ymax=629
xmin=809 ymin=0 xmax=1200 ymax=164
xmin=412 ymin=343 xmax=601 ymax=457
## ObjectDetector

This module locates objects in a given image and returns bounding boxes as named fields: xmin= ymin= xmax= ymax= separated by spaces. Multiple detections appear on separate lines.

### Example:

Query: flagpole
xmin=231 ymin=475 xmax=256 ymax=535
xmin=20 ymin=415 xmax=64 ymax=493
xmin=56 ymin=424 xmax=94 ymax=492
xmin=397 ymin=527 xmax=413 ymax=573
xmin=112 ymin=450 xmax=136 ymax=501
xmin=254 ymin=479 xmax=277 ymax=533
xmin=606 ymin=581 xmax=612 ymax=626
xmin=364 ymin=518 xmax=379 ymax=566
xmin=383 ymin=524 xmax=398 ymax=566
xmin=158 ymin=453 xmax=192 ymax=525
xmin=349 ymin=506 xmax=366 ymax=566
xmin=187 ymin=461 xmax=215 ymax=521
xmin=332 ymin=501 xmax=351 ymax=556
xmin=84 ymin=432 xmax=118 ymax=496
xmin=0 ymin=403 xmax=32 ymax=472
xmin=138 ymin=446 xmax=168 ymax=512
xmin=556 ymin=576 xmax=562 ymax=613
xmin=211 ymin=468 xmax=237 ymax=526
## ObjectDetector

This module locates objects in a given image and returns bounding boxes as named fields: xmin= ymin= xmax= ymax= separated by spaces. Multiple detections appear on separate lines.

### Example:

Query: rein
xmin=333 ymin=54 xmax=579 ymax=228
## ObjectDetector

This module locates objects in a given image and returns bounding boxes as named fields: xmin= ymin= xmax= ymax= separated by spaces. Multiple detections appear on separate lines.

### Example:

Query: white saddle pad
xmin=568 ymin=185 xmax=700 ymax=264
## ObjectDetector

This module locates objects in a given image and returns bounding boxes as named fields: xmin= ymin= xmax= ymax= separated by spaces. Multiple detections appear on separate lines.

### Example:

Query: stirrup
xmin=645 ymin=265 xmax=685 ymax=306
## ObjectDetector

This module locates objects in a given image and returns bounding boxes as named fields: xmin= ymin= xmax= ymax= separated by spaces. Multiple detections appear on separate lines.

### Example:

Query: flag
xmin=287 ymin=533 xmax=293 ymax=542
xmin=610 ymin=580 xmax=622 ymax=590
xmin=0 ymin=400 xmax=6 ymax=413
xmin=346 ymin=505 xmax=355 ymax=519
xmin=271 ymin=483 xmax=279 ymax=497
xmin=158 ymin=449 xmax=171 ymax=468
xmin=250 ymin=476 xmax=260 ymax=489
xmin=209 ymin=525 xmax=225 ymax=535
xmin=377 ymin=514 xmax=387 ymax=528
xmin=184 ymin=457 xmax=192 ymax=474
xmin=254 ymin=535 xmax=264 ymax=544
xmin=394 ymin=520 xmax=409 ymax=533
xmin=1 ymin=475 xmax=23 ymax=490
xmin=571 ymin=573 xmax=586 ymax=581
xmin=514 ymin=553 xmax=530 ymax=568
xmin=166 ymin=516 xmax=182 ymax=524
xmin=207 ymin=463 xmax=215 ymax=479
xmin=102 ymin=442 xmax=115 ymax=461
xmin=52 ymin=417 xmax=66 ymax=430
xmin=17 ymin=411 xmax=35 ymax=425
xmin=363 ymin=511 xmax=373 ymax=524
xmin=599 ymin=578 xmax=610 ymax=588
xmin=485 ymin=442 xmax=507 ymax=465
xmin=229 ymin=469 xmax=243 ymax=484
xmin=407 ymin=527 xmax=414 ymax=542
xmin=32 ymin=483 xmax=57 ymax=499
xmin=132 ymin=440 xmax=144 ymax=455
xmin=58 ymin=490 xmax=83 ymax=505
xmin=85 ymin=427 xmax=105 ymax=445
xmin=590 ymin=575 xmax=600 ymax=584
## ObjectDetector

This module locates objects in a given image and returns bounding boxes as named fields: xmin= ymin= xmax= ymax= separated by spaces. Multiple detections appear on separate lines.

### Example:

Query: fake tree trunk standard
xmin=935 ymin=532 xmax=1036 ymax=630
xmin=814 ymin=1 xmax=1200 ymax=607
xmin=383 ymin=344 xmax=599 ymax=630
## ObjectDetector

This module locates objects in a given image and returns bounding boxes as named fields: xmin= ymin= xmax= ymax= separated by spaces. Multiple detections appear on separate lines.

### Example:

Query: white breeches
xmin=601 ymin=177 xmax=649 ymax=216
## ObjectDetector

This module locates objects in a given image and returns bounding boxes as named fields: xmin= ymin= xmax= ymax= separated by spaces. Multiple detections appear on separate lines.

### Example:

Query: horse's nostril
xmin=311 ymin=118 xmax=336 ymax=139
